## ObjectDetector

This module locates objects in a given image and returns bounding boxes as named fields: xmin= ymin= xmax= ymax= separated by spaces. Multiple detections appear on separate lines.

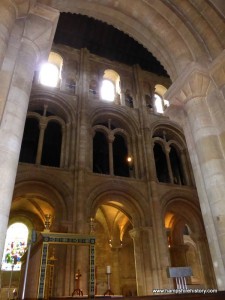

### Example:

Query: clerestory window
xmin=100 ymin=79 xmax=115 ymax=102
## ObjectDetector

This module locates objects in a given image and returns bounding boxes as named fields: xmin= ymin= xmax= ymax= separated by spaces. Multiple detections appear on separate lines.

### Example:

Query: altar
xmin=20 ymin=231 xmax=95 ymax=299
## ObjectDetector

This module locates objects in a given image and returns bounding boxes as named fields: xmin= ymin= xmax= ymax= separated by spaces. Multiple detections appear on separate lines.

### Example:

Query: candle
xmin=106 ymin=265 xmax=111 ymax=274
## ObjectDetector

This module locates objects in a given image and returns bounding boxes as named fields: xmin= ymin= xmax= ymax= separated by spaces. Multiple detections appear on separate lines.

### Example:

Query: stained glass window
xmin=1 ymin=223 xmax=29 ymax=271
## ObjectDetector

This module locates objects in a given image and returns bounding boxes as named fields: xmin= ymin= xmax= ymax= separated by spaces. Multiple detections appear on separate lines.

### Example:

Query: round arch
xmin=86 ymin=180 xmax=150 ymax=228
xmin=38 ymin=0 xmax=224 ymax=80
xmin=29 ymin=89 xmax=76 ymax=123
xmin=161 ymin=190 xmax=206 ymax=238
xmin=90 ymin=107 xmax=140 ymax=136
xmin=13 ymin=173 xmax=72 ymax=230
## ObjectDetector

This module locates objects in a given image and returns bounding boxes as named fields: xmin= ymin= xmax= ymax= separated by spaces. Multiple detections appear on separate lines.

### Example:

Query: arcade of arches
xmin=0 ymin=0 xmax=225 ymax=298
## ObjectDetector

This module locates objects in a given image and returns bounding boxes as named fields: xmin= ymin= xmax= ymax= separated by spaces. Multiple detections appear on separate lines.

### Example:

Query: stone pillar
xmin=165 ymin=65 xmax=225 ymax=289
xmin=170 ymin=244 xmax=188 ymax=267
xmin=130 ymin=227 xmax=161 ymax=295
xmin=0 ymin=0 xmax=36 ymax=119
xmin=180 ymin=150 xmax=192 ymax=185
xmin=0 ymin=4 xmax=59 ymax=261
xmin=0 ymin=0 xmax=17 ymax=68
xmin=193 ymin=235 xmax=217 ymax=288
xmin=165 ymin=145 xmax=174 ymax=183
xmin=36 ymin=120 xmax=47 ymax=164
xmin=73 ymin=48 xmax=90 ymax=294
xmin=108 ymin=135 xmax=114 ymax=175
xmin=111 ymin=248 xmax=121 ymax=295
xmin=129 ymin=228 xmax=147 ymax=295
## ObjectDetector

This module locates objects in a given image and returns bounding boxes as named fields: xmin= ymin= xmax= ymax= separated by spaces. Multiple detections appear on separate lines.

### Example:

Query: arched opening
xmin=93 ymin=131 xmax=109 ymax=174
xmin=100 ymin=69 xmax=121 ymax=103
xmin=19 ymin=118 xmax=39 ymax=164
xmin=93 ymin=203 xmax=136 ymax=296
xmin=170 ymin=146 xmax=185 ymax=185
xmin=164 ymin=201 xmax=216 ymax=289
xmin=153 ymin=143 xmax=169 ymax=183
xmin=113 ymin=134 xmax=129 ymax=177
xmin=41 ymin=121 xmax=62 ymax=167
xmin=100 ymin=80 xmax=115 ymax=102
xmin=39 ymin=52 xmax=63 ymax=88
xmin=1 ymin=223 xmax=29 ymax=271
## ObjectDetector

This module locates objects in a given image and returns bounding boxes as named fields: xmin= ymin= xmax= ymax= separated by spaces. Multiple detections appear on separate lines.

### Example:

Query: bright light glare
xmin=39 ymin=63 xmax=59 ymax=87
xmin=101 ymin=80 xmax=115 ymax=102
xmin=155 ymin=94 xmax=164 ymax=113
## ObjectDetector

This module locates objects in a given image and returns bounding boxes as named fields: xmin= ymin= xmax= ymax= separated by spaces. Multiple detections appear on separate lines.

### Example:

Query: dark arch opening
xmin=113 ymin=134 xmax=129 ymax=177
xmin=170 ymin=146 xmax=185 ymax=185
xmin=19 ymin=118 xmax=39 ymax=164
xmin=41 ymin=121 xmax=62 ymax=167
xmin=153 ymin=143 xmax=170 ymax=183
xmin=93 ymin=131 xmax=109 ymax=174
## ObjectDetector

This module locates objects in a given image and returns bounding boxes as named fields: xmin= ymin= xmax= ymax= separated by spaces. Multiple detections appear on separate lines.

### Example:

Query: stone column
xmin=165 ymin=65 xmax=225 ymax=289
xmin=111 ymin=248 xmax=121 ymax=295
xmin=165 ymin=144 xmax=174 ymax=183
xmin=0 ymin=0 xmax=35 ymax=119
xmin=73 ymin=48 xmax=91 ymax=294
xmin=0 ymin=0 xmax=17 ymax=67
xmin=108 ymin=134 xmax=114 ymax=176
xmin=192 ymin=235 xmax=217 ymax=289
xmin=36 ymin=120 xmax=47 ymax=164
xmin=169 ymin=244 xmax=188 ymax=267
xmin=130 ymin=227 xmax=161 ymax=295
xmin=129 ymin=228 xmax=147 ymax=295
xmin=180 ymin=150 xmax=192 ymax=185
xmin=0 ymin=4 xmax=59 ymax=261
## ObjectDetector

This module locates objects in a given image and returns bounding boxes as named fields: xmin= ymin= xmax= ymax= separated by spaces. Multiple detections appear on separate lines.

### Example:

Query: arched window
xmin=100 ymin=79 xmax=115 ymax=102
xmin=153 ymin=143 xmax=170 ymax=183
xmin=170 ymin=146 xmax=185 ymax=185
xmin=113 ymin=134 xmax=129 ymax=177
xmin=41 ymin=121 xmax=62 ymax=167
xmin=92 ymin=121 xmax=132 ymax=177
xmin=39 ymin=52 xmax=63 ymax=88
xmin=154 ymin=94 xmax=164 ymax=113
xmin=1 ymin=223 xmax=29 ymax=271
xmin=19 ymin=118 xmax=39 ymax=163
xmin=93 ymin=131 xmax=109 ymax=174
xmin=154 ymin=84 xmax=170 ymax=113
xmin=39 ymin=63 xmax=59 ymax=87
xmin=100 ymin=69 xmax=121 ymax=103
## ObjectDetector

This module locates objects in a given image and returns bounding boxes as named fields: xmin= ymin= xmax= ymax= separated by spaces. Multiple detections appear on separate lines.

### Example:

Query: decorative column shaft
xmin=130 ymin=227 xmax=161 ymax=295
xmin=36 ymin=120 xmax=47 ymax=164
xmin=165 ymin=66 xmax=225 ymax=289
xmin=108 ymin=135 xmax=114 ymax=176
xmin=165 ymin=145 xmax=174 ymax=183
xmin=129 ymin=228 xmax=146 ymax=295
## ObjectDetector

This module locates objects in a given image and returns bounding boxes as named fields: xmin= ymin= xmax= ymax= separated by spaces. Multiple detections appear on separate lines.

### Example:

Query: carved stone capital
xmin=12 ymin=0 xmax=36 ymax=18
xmin=23 ymin=3 xmax=59 ymax=62
xmin=165 ymin=64 xmax=211 ymax=106
xmin=129 ymin=226 xmax=153 ymax=240
xmin=129 ymin=228 xmax=140 ymax=240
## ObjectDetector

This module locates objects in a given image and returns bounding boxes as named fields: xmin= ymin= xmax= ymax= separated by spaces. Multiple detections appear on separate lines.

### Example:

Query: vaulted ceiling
xmin=39 ymin=0 xmax=225 ymax=81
